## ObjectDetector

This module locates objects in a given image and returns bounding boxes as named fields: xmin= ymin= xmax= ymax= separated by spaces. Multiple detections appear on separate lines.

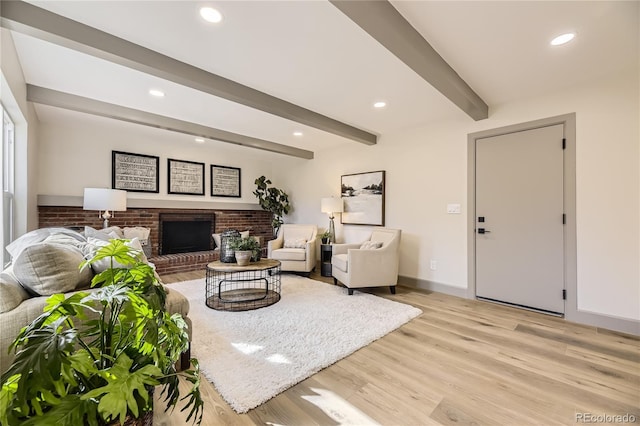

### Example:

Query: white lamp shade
xmin=83 ymin=188 xmax=127 ymax=211
xmin=321 ymin=197 xmax=343 ymax=214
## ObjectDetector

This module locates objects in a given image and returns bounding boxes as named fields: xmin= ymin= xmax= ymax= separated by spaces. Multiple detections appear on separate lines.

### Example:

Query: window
xmin=1 ymin=104 xmax=15 ymax=267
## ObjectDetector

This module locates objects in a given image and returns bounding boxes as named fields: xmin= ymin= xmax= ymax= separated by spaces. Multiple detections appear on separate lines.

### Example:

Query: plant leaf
xmin=81 ymin=354 xmax=160 ymax=425
xmin=2 ymin=317 xmax=77 ymax=407
xmin=20 ymin=395 xmax=99 ymax=426
xmin=0 ymin=374 xmax=20 ymax=425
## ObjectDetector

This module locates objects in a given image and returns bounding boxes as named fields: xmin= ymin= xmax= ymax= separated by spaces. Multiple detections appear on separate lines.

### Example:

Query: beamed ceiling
xmin=1 ymin=1 xmax=638 ymax=158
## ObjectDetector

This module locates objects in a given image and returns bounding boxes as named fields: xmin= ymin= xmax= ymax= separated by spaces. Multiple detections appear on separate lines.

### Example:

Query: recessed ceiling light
xmin=550 ymin=33 xmax=575 ymax=46
xmin=149 ymin=89 xmax=165 ymax=97
xmin=195 ymin=138 xmax=205 ymax=143
xmin=200 ymin=7 xmax=223 ymax=23
xmin=373 ymin=101 xmax=387 ymax=108
xmin=293 ymin=131 xmax=303 ymax=137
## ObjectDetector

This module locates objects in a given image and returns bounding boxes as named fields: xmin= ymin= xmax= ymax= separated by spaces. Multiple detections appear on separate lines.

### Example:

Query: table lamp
xmin=83 ymin=188 xmax=127 ymax=228
xmin=321 ymin=197 xmax=343 ymax=244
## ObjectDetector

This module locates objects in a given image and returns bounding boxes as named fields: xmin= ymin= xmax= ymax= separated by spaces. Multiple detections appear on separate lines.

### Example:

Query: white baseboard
xmin=398 ymin=275 xmax=467 ymax=298
xmin=398 ymin=275 xmax=639 ymax=336
xmin=566 ymin=309 xmax=639 ymax=336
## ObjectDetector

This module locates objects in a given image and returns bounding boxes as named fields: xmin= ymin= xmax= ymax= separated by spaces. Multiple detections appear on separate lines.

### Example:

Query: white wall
xmin=29 ymin=53 xmax=638 ymax=323
xmin=1 ymin=29 xmax=39 ymax=234
xmin=275 ymin=68 xmax=640 ymax=322
xmin=37 ymin=112 xmax=283 ymax=206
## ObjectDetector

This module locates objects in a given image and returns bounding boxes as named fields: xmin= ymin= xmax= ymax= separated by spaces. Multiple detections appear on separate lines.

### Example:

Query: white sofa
xmin=0 ymin=227 xmax=192 ymax=372
xmin=331 ymin=228 xmax=401 ymax=295
xmin=267 ymin=224 xmax=317 ymax=275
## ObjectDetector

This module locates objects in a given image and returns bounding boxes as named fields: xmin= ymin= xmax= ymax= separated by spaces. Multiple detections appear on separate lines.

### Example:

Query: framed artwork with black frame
xmin=168 ymin=158 xmax=205 ymax=195
xmin=211 ymin=165 xmax=241 ymax=198
xmin=112 ymin=150 xmax=159 ymax=193
xmin=341 ymin=170 xmax=385 ymax=226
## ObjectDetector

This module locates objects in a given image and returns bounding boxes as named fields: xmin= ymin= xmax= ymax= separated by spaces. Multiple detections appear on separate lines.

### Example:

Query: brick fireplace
xmin=38 ymin=206 xmax=273 ymax=275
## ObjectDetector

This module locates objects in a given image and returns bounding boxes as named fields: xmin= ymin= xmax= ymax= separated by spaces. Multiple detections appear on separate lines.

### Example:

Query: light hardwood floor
xmin=155 ymin=270 xmax=639 ymax=425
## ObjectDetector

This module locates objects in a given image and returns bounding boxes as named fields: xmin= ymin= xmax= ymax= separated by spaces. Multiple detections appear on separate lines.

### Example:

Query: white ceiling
xmin=8 ymin=0 xmax=639 ymax=156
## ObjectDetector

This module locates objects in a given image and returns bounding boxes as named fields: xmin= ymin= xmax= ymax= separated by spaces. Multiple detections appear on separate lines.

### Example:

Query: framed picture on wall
xmin=168 ymin=158 xmax=205 ymax=195
xmin=112 ymin=151 xmax=159 ymax=193
xmin=211 ymin=165 xmax=241 ymax=197
xmin=341 ymin=170 xmax=385 ymax=226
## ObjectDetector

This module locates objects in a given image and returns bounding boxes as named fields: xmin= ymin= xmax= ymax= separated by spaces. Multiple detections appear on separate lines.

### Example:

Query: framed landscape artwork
xmin=341 ymin=170 xmax=385 ymax=226
xmin=211 ymin=165 xmax=241 ymax=197
xmin=112 ymin=151 xmax=159 ymax=193
xmin=168 ymin=158 xmax=205 ymax=195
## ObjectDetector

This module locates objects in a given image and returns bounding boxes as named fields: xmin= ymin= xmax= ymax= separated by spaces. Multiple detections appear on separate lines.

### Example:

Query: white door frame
xmin=467 ymin=113 xmax=577 ymax=318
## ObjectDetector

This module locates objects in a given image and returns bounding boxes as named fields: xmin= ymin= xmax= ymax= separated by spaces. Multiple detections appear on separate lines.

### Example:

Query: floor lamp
xmin=83 ymin=188 xmax=127 ymax=228
xmin=321 ymin=197 xmax=343 ymax=244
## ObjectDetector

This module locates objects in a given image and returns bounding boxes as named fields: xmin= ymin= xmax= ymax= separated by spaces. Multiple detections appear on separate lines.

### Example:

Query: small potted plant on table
xmin=320 ymin=230 xmax=331 ymax=244
xmin=229 ymin=236 xmax=261 ymax=266
xmin=0 ymin=240 xmax=203 ymax=425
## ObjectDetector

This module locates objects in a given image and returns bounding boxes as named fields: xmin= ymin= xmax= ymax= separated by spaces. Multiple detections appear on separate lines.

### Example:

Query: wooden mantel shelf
xmin=37 ymin=194 xmax=262 ymax=211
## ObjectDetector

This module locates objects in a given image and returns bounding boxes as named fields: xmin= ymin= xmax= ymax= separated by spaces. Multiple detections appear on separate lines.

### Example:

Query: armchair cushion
xmin=271 ymin=248 xmax=306 ymax=262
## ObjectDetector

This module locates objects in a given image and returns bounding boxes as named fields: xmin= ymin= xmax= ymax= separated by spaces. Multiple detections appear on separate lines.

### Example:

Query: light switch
xmin=447 ymin=203 xmax=461 ymax=214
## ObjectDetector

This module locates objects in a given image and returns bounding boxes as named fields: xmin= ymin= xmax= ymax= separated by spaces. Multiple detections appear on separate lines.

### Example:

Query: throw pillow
xmin=124 ymin=226 xmax=151 ymax=242
xmin=6 ymin=227 xmax=86 ymax=260
xmin=212 ymin=233 xmax=221 ymax=249
xmin=84 ymin=226 xmax=123 ymax=241
xmin=212 ymin=231 xmax=250 ymax=249
xmin=13 ymin=242 xmax=94 ymax=296
xmin=360 ymin=241 xmax=383 ymax=250
xmin=0 ymin=266 xmax=30 ymax=313
xmin=284 ymin=238 xmax=307 ymax=249
xmin=43 ymin=233 xmax=89 ymax=253
xmin=85 ymin=237 xmax=148 ymax=273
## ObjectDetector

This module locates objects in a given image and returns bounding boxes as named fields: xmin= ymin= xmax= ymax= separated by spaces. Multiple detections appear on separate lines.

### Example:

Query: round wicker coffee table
xmin=205 ymin=259 xmax=281 ymax=311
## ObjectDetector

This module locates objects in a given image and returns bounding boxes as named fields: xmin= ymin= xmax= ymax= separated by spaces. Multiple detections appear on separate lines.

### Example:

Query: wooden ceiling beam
xmin=1 ymin=0 xmax=377 ymax=145
xmin=331 ymin=0 xmax=489 ymax=121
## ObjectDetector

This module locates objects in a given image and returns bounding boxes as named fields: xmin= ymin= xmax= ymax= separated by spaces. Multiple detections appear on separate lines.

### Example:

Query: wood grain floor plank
xmin=158 ymin=270 xmax=640 ymax=425
xmin=516 ymin=324 xmax=639 ymax=362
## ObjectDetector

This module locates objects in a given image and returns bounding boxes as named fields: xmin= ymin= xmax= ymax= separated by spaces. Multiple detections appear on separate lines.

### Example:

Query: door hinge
xmin=562 ymin=213 xmax=566 ymax=224
xmin=562 ymin=289 xmax=567 ymax=300
xmin=562 ymin=138 xmax=566 ymax=150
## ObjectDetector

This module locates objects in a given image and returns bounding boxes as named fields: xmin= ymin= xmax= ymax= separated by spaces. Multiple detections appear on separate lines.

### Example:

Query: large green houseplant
xmin=253 ymin=176 xmax=291 ymax=236
xmin=0 ymin=240 xmax=203 ymax=425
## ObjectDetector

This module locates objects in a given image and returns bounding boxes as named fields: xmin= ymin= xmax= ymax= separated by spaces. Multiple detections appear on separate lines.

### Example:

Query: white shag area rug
xmin=169 ymin=275 xmax=422 ymax=413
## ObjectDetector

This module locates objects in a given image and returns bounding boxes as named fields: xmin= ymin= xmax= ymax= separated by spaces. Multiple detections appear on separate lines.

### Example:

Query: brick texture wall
xmin=38 ymin=206 xmax=274 ymax=275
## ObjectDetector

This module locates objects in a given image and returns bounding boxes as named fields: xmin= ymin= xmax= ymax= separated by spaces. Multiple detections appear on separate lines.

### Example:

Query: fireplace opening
xmin=160 ymin=213 xmax=214 ymax=255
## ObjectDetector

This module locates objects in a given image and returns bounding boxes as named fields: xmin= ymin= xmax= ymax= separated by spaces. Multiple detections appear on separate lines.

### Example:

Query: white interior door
xmin=475 ymin=124 xmax=565 ymax=314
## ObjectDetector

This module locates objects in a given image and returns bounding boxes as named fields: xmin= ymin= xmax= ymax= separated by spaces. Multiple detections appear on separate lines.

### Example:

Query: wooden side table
xmin=320 ymin=244 xmax=332 ymax=277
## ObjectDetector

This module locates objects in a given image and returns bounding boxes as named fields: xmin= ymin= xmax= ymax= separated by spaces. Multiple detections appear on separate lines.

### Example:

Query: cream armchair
xmin=331 ymin=228 xmax=401 ymax=295
xmin=268 ymin=224 xmax=318 ymax=275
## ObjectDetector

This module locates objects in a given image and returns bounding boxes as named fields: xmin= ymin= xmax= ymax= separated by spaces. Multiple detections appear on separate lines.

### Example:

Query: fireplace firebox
xmin=159 ymin=213 xmax=215 ymax=255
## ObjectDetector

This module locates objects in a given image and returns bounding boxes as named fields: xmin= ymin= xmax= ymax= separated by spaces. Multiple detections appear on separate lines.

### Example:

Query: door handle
xmin=477 ymin=228 xmax=491 ymax=234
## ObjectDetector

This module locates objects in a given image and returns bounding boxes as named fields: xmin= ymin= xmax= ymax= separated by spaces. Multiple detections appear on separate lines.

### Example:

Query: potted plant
xmin=320 ymin=230 xmax=331 ymax=244
xmin=0 ymin=240 xmax=203 ymax=425
xmin=229 ymin=236 xmax=261 ymax=266
xmin=253 ymin=176 xmax=291 ymax=237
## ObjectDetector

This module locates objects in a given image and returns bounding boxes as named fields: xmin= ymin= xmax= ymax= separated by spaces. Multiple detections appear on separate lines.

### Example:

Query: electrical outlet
xmin=447 ymin=203 xmax=461 ymax=214
xmin=430 ymin=259 xmax=437 ymax=270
